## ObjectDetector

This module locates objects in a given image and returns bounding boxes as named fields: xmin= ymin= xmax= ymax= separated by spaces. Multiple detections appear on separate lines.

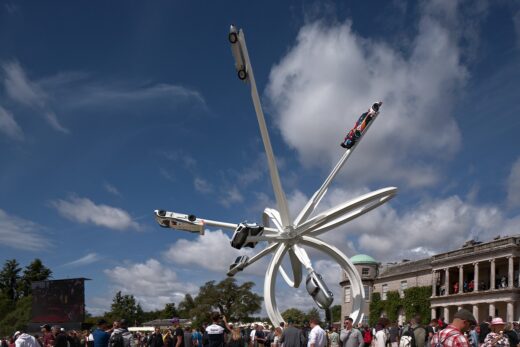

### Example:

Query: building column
xmin=432 ymin=270 xmax=436 ymax=296
xmin=474 ymin=262 xmax=479 ymax=292
xmin=473 ymin=305 xmax=479 ymax=323
xmin=507 ymin=302 xmax=514 ymax=322
xmin=490 ymin=259 xmax=496 ymax=290
xmin=459 ymin=265 xmax=464 ymax=293
xmin=444 ymin=307 xmax=450 ymax=322
xmin=445 ymin=268 xmax=450 ymax=295
xmin=518 ymin=257 xmax=520 ymax=288
xmin=431 ymin=308 xmax=437 ymax=320
xmin=489 ymin=303 xmax=495 ymax=317
xmin=509 ymin=256 xmax=514 ymax=288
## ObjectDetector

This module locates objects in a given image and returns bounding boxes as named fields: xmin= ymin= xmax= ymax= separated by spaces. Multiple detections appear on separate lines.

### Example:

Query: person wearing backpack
xmin=410 ymin=317 xmax=427 ymax=347
xmin=110 ymin=319 xmax=136 ymax=347
xmin=430 ymin=309 xmax=476 ymax=347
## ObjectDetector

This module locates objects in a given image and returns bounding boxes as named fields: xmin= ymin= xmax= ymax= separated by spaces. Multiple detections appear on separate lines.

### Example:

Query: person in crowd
xmin=340 ymin=317 xmax=363 ymax=347
xmin=482 ymin=317 xmax=510 ymax=347
xmin=52 ymin=326 xmax=68 ymax=347
xmin=361 ymin=326 xmax=372 ymax=347
xmin=146 ymin=327 xmax=163 ymax=347
xmin=373 ymin=319 xmax=388 ymax=347
xmin=410 ymin=316 xmax=427 ymax=347
xmin=480 ymin=317 xmax=493 ymax=344
xmin=425 ymin=319 xmax=438 ymax=347
xmin=205 ymin=313 xmax=230 ymax=347
xmin=14 ymin=331 xmax=38 ymax=347
xmin=171 ymin=318 xmax=185 ymax=347
xmin=467 ymin=324 xmax=478 ymax=347
xmin=513 ymin=322 xmax=520 ymax=341
xmin=110 ymin=319 xmax=135 ymax=347
xmin=388 ymin=322 xmax=399 ymax=347
xmin=272 ymin=327 xmax=282 ymax=347
xmin=503 ymin=322 xmax=519 ymax=347
xmin=279 ymin=319 xmax=304 ymax=347
xmin=437 ymin=318 xmax=446 ymax=331
xmin=249 ymin=325 xmax=258 ymax=347
xmin=328 ymin=327 xmax=340 ymax=347
xmin=227 ymin=328 xmax=244 ymax=347
xmin=255 ymin=325 xmax=266 ymax=347
xmin=307 ymin=319 xmax=325 ymax=347
xmin=184 ymin=327 xmax=192 ymax=347
xmin=431 ymin=309 xmax=476 ymax=347
xmin=40 ymin=325 xmax=54 ymax=347
xmin=164 ymin=329 xmax=175 ymax=347
xmin=191 ymin=328 xmax=202 ymax=347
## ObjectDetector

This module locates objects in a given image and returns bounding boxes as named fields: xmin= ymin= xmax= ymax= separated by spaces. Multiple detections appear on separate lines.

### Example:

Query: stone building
xmin=341 ymin=235 xmax=520 ymax=324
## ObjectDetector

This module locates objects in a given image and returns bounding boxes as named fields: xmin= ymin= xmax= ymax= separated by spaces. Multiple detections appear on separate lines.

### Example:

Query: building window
xmin=364 ymin=285 xmax=370 ymax=301
xmin=382 ymin=284 xmax=388 ymax=300
xmin=345 ymin=286 xmax=351 ymax=303
xmin=362 ymin=267 xmax=370 ymax=276
xmin=400 ymin=280 xmax=408 ymax=298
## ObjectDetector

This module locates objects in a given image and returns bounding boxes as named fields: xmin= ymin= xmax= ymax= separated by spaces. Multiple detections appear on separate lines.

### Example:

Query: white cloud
xmin=220 ymin=186 xmax=244 ymax=207
xmin=163 ymin=230 xmax=267 ymax=275
xmin=104 ymin=258 xmax=198 ymax=311
xmin=2 ymin=61 xmax=69 ymax=133
xmin=194 ymin=177 xmax=213 ymax=194
xmin=0 ymin=105 xmax=23 ymax=141
xmin=104 ymin=182 xmax=122 ymax=197
xmin=0 ymin=208 xmax=51 ymax=251
xmin=50 ymin=196 xmax=140 ymax=231
xmin=506 ymin=157 xmax=520 ymax=208
xmin=266 ymin=3 xmax=468 ymax=188
xmin=63 ymin=252 xmax=101 ymax=267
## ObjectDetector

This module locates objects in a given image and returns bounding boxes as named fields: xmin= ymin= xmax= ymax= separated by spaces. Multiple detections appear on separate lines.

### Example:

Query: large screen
xmin=31 ymin=278 xmax=86 ymax=323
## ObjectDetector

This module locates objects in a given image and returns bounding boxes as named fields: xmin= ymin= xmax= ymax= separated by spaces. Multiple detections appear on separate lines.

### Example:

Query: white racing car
xmin=154 ymin=210 xmax=204 ymax=235
xmin=230 ymin=222 xmax=264 ymax=249
xmin=227 ymin=255 xmax=249 ymax=277
xmin=305 ymin=271 xmax=334 ymax=309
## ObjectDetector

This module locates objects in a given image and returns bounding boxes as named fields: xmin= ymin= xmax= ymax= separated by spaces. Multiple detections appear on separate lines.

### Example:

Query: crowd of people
xmin=1 ymin=310 xmax=519 ymax=347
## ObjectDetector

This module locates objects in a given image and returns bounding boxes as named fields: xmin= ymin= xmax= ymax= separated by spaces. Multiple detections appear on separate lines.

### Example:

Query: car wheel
xmin=238 ymin=69 xmax=247 ymax=80
xmin=188 ymin=214 xmax=196 ymax=222
xmin=228 ymin=32 xmax=238 ymax=44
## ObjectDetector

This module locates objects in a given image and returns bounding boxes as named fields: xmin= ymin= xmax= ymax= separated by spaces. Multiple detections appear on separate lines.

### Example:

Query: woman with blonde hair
xmin=271 ymin=328 xmax=282 ymax=347
xmin=227 ymin=327 xmax=244 ymax=347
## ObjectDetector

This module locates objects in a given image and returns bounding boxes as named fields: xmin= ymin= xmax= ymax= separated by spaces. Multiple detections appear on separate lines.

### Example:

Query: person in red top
xmin=431 ymin=309 xmax=476 ymax=347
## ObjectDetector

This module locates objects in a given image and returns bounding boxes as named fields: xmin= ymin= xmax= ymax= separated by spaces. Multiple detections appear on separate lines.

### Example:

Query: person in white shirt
xmin=308 ymin=319 xmax=326 ymax=347
xmin=14 ymin=332 xmax=38 ymax=347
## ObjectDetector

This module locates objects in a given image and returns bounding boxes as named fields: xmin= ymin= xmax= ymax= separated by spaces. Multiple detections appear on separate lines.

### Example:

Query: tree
xmin=178 ymin=294 xmax=195 ymax=318
xmin=189 ymin=278 xmax=262 ymax=327
xmin=0 ymin=259 xmax=22 ymax=302
xmin=331 ymin=305 xmax=342 ymax=322
xmin=19 ymin=259 xmax=52 ymax=297
xmin=161 ymin=302 xmax=179 ymax=319
xmin=306 ymin=308 xmax=321 ymax=323
xmin=106 ymin=291 xmax=144 ymax=325
xmin=282 ymin=308 xmax=306 ymax=325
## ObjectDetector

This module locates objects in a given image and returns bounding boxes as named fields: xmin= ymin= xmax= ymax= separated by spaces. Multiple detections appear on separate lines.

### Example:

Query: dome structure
xmin=351 ymin=254 xmax=378 ymax=265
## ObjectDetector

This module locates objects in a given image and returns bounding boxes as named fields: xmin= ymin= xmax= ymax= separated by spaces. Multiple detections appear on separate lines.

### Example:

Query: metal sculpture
xmin=155 ymin=25 xmax=397 ymax=327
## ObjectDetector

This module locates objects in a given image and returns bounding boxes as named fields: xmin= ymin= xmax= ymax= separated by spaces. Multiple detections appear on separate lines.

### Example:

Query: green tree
xmin=178 ymin=294 xmax=195 ymax=318
xmin=189 ymin=278 xmax=262 ymax=327
xmin=282 ymin=308 xmax=306 ymax=325
xmin=331 ymin=305 xmax=342 ymax=322
xmin=306 ymin=308 xmax=321 ymax=323
xmin=19 ymin=259 xmax=52 ymax=297
xmin=0 ymin=259 xmax=22 ymax=302
xmin=0 ymin=295 xmax=31 ymax=336
xmin=161 ymin=302 xmax=179 ymax=319
xmin=106 ymin=291 xmax=144 ymax=325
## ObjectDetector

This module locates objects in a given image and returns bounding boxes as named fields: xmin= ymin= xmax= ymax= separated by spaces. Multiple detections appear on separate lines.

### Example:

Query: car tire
xmin=229 ymin=32 xmax=238 ymax=44
xmin=238 ymin=69 xmax=247 ymax=80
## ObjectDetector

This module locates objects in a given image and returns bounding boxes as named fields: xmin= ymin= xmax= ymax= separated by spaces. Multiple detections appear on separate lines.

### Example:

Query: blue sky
xmin=1 ymin=0 xmax=520 ymax=316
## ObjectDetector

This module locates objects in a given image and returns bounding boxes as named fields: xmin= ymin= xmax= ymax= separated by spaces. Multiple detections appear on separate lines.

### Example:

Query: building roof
xmin=351 ymin=254 xmax=378 ymax=265
xmin=378 ymin=257 xmax=432 ymax=279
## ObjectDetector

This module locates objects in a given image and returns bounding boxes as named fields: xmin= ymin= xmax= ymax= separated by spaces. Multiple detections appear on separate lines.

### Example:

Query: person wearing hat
xmin=52 ymin=326 xmax=68 ymax=347
xmin=431 ymin=309 xmax=476 ymax=347
xmin=482 ymin=318 xmax=510 ymax=347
